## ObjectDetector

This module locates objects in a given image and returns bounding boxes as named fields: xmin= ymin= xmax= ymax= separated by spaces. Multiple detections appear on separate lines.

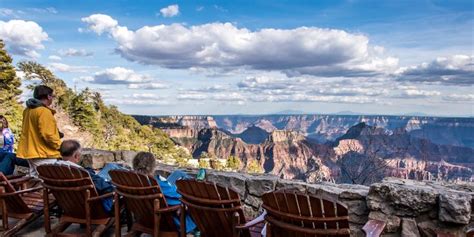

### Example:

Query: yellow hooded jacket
xmin=17 ymin=100 xmax=61 ymax=159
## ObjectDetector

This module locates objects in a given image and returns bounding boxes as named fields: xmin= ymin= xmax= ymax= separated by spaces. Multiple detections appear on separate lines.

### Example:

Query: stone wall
xmin=83 ymin=149 xmax=474 ymax=237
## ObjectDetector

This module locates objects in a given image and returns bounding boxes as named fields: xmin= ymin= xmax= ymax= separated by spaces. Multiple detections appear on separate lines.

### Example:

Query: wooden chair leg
xmin=180 ymin=204 xmax=186 ymax=237
xmin=1 ymin=198 xmax=8 ymax=230
xmin=153 ymin=199 xmax=161 ymax=237
xmin=126 ymin=206 xmax=132 ymax=231
xmin=114 ymin=193 xmax=121 ymax=237
xmin=232 ymin=211 xmax=240 ymax=237
xmin=85 ymin=190 xmax=92 ymax=236
xmin=43 ymin=188 xmax=51 ymax=233
xmin=3 ymin=214 xmax=37 ymax=237
xmin=267 ymin=223 xmax=272 ymax=237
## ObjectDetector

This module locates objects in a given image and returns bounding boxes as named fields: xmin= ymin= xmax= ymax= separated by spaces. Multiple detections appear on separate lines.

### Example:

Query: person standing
xmin=17 ymin=85 xmax=62 ymax=176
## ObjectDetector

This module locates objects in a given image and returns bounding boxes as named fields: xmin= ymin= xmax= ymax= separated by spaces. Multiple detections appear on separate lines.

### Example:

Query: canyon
xmin=134 ymin=114 xmax=474 ymax=184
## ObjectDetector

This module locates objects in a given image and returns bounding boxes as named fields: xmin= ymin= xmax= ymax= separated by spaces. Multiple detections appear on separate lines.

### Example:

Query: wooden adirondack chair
xmin=0 ymin=172 xmax=54 ymax=237
xmin=37 ymin=164 xmax=115 ymax=237
xmin=109 ymin=169 xmax=184 ymax=237
xmin=176 ymin=179 xmax=264 ymax=237
xmin=261 ymin=190 xmax=386 ymax=237
xmin=467 ymin=228 xmax=474 ymax=237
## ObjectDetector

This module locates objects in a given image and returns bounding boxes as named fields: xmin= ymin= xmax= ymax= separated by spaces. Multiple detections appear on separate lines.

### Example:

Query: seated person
xmin=57 ymin=140 xmax=113 ymax=213
xmin=0 ymin=152 xmax=29 ymax=176
xmin=0 ymin=115 xmax=29 ymax=175
xmin=132 ymin=152 xmax=196 ymax=233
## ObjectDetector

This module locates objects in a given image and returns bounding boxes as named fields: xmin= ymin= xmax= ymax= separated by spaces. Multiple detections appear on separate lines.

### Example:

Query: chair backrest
xmin=176 ymin=179 xmax=250 ymax=237
xmin=262 ymin=190 xmax=350 ymax=237
xmin=109 ymin=170 xmax=175 ymax=231
xmin=37 ymin=164 xmax=108 ymax=220
xmin=0 ymin=173 xmax=31 ymax=215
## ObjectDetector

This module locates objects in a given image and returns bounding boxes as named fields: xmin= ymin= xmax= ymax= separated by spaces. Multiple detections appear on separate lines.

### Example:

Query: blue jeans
xmin=0 ymin=152 xmax=29 ymax=175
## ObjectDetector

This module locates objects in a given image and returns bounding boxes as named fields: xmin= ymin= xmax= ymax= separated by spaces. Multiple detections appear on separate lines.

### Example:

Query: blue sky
xmin=0 ymin=0 xmax=472 ymax=116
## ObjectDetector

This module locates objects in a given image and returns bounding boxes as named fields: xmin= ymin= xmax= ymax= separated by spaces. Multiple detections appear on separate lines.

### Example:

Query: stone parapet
xmin=86 ymin=149 xmax=473 ymax=236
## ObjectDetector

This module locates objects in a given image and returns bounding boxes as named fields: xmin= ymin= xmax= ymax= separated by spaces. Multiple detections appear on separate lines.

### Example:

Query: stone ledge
xmin=86 ymin=149 xmax=473 ymax=236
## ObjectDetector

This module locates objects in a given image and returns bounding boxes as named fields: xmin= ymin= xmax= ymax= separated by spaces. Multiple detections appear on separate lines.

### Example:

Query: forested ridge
xmin=0 ymin=39 xmax=188 ymax=161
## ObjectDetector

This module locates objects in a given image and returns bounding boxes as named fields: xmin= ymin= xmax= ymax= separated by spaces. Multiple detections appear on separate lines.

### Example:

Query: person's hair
xmin=0 ymin=115 xmax=8 ymax=129
xmin=33 ymin=85 xmax=54 ymax=100
xmin=132 ymin=152 xmax=156 ymax=175
xmin=60 ymin=140 xmax=81 ymax=157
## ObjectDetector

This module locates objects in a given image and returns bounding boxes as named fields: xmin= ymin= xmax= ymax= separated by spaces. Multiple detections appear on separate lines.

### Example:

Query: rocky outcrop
xmin=235 ymin=125 xmax=269 ymax=144
xmin=163 ymin=122 xmax=473 ymax=184
xmin=165 ymin=127 xmax=334 ymax=180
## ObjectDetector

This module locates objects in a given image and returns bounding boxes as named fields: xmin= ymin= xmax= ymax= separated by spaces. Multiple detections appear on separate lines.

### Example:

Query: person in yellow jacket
xmin=17 ymin=85 xmax=62 ymax=177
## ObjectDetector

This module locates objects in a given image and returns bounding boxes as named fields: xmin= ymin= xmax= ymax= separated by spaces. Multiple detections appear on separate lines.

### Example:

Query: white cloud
xmin=106 ymin=93 xmax=170 ymax=105
xmin=85 ymin=67 xmax=152 ymax=84
xmin=159 ymin=4 xmax=179 ymax=18
xmin=245 ymin=93 xmax=383 ymax=104
xmin=0 ymin=8 xmax=23 ymax=18
xmin=81 ymin=14 xmax=398 ymax=77
xmin=399 ymin=89 xmax=441 ymax=98
xmin=442 ymin=94 xmax=474 ymax=102
xmin=396 ymin=55 xmax=473 ymax=86
xmin=58 ymin=48 xmax=93 ymax=57
xmin=213 ymin=5 xmax=228 ymax=12
xmin=128 ymin=82 xmax=169 ymax=89
xmin=196 ymin=6 xmax=204 ymax=12
xmin=81 ymin=14 xmax=118 ymax=35
xmin=0 ymin=19 xmax=48 ymax=57
xmin=48 ymin=63 xmax=94 ymax=73
xmin=177 ymin=93 xmax=208 ymax=100
xmin=29 ymin=7 xmax=58 ymax=14
xmin=48 ymin=55 xmax=62 ymax=61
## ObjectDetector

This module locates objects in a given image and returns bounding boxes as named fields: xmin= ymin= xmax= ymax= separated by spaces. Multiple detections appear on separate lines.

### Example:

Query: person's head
xmin=0 ymin=115 xmax=8 ymax=130
xmin=33 ymin=85 xmax=55 ymax=106
xmin=132 ymin=152 xmax=156 ymax=175
xmin=60 ymin=140 xmax=82 ymax=164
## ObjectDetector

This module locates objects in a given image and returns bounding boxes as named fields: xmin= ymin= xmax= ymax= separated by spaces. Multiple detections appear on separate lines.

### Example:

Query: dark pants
xmin=0 ymin=152 xmax=29 ymax=175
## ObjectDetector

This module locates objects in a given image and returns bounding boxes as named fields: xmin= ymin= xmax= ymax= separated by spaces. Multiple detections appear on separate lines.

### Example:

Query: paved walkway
xmin=2 ymin=216 xmax=195 ymax=236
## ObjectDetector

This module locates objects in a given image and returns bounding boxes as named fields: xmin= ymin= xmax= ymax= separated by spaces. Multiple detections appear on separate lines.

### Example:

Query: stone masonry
xmin=83 ymin=149 xmax=474 ymax=237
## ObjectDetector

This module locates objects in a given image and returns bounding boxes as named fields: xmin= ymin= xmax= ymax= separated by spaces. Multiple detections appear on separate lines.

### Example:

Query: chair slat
xmin=262 ymin=190 xmax=350 ymax=237
xmin=177 ymin=179 xmax=251 ymax=237
xmin=109 ymin=170 xmax=178 ymax=235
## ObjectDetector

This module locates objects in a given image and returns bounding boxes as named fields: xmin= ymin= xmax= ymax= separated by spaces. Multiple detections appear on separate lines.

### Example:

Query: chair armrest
xmin=87 ymin=192 xmax=114 ymax=202
xmin=363 ymin=219 xmax=386 ymax=237
xmin=235 ymin=211 xmax=266 ymax=229
xmin=6 ymin=174 xmax=26 ymax=180
xmin=8 ymin=176 xmax=33 ymax=185
xmin=0 ymin=186 xmax=43 ymax=197
xmin=154 ymin=205 xmax=180 ymax=214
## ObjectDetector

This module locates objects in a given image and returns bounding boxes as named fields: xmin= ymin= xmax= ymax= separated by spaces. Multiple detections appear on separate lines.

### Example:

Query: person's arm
xmin=86 ymin=168 xmax=114 ymax=195
xmin=37 ymin=110 xmax=61 ymax=150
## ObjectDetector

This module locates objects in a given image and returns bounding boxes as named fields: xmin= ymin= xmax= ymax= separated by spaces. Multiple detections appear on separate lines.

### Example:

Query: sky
xmin=0 ymin=0 xmax=473 ymax=116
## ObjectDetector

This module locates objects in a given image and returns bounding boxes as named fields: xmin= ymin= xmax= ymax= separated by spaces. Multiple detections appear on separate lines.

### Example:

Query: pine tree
xmin=17 ymin=61 xmax=71 ymax=111
xmin=0 ymin=39 xmax=23 ymax=136
xmin=247 ymin=159 xmax=264 ymax=174
xmin=226 ymin=155 xmax=241 ymax=170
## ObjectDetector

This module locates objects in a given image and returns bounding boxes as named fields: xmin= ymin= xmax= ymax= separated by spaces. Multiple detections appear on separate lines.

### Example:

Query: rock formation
xmin=134 ymin=115 xmax=474 ymax=184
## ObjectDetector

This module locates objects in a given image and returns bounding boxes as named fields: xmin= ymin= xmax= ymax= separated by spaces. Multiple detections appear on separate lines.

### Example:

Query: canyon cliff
xmin=134 ymin=114 xmax=474 ymax=184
